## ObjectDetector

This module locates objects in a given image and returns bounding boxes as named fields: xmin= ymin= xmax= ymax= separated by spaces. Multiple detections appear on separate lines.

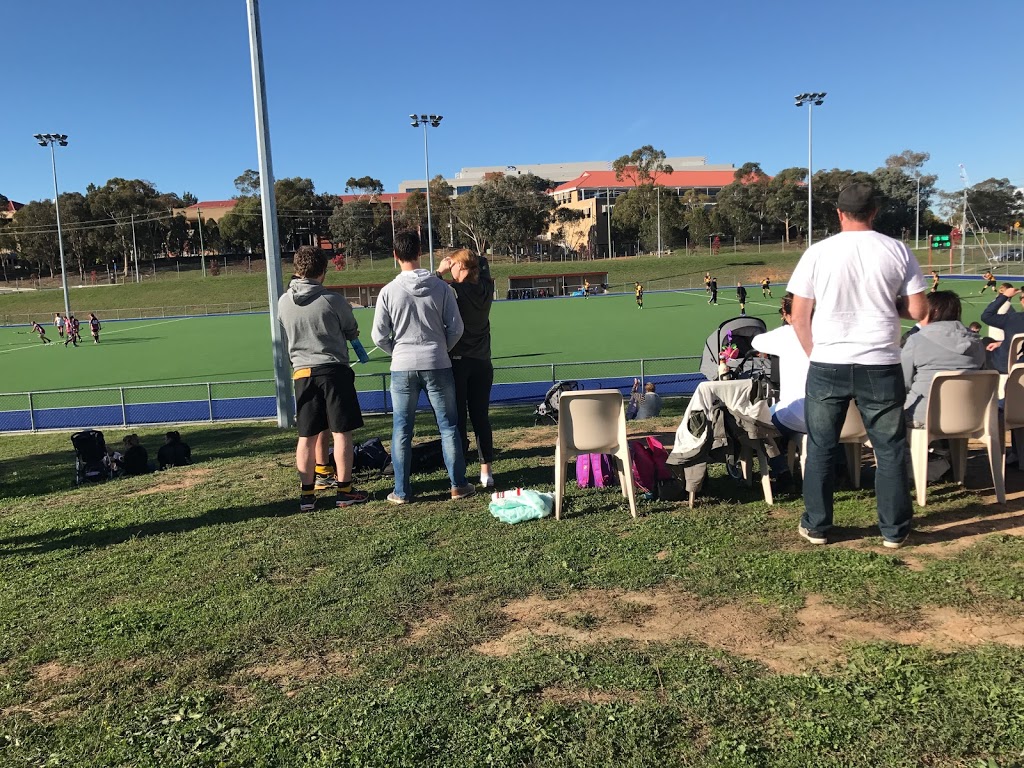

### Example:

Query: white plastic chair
xmin=1003 ymin=363 xmax=1024 ymax=472
xmin=787 ymin=400 xmax=869 ymax=488
xmin=554 ymin=390 xmax=637 ymax=520
xmin=909 ymin=370 xmax=1004 ymax=507
xmin=1000 ymin=334 xmax=1024 ymax=398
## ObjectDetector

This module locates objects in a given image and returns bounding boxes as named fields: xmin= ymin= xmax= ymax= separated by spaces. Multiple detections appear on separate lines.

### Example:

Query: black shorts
xmin=294 ymin=365 xmax=364 ymax=437
xmin=987 ymin=280 xmax=997 ymax=287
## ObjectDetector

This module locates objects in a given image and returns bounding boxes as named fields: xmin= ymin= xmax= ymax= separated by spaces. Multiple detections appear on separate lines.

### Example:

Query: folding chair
xmin=554 ymin=390 xmax=637 ymax=520
xmin=909 ymin=370 xmax=1004 ymax=507
xmin=999 ymin=334 xmax=1024 ymax=398
xmin=1003 ymin=363 xmax=1024 ymax=472
xmin=787 ymin=400 xmax=869 ymax=488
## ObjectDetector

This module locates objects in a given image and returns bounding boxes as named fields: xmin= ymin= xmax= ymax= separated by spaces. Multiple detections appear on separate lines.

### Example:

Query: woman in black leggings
xmin=437 ymin=249 xmax=495 ymax=488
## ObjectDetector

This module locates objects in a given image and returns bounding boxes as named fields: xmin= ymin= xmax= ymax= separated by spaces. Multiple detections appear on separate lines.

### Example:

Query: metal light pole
xmin=246 ymin=0 xmax=294 ymax=427
xmin=794 ymin=92 xmax=826 ymax=247
xmin=656 ymin=185 xmax=662 ymax=257
xmin=34 ymin=133 xmax=71 ymax=320
xmin=410 ymin=114 xmax=443 ymax=271
xmin=915 ymin=173 xmax=921 ymax=250
xmin=606 ymin=188 xmax=613 ymax=258
xmin=197 ymin=206 xmax=207 ymax=277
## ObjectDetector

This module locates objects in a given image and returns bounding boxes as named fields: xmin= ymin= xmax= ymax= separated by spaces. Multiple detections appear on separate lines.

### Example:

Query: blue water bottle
xmin=351 ymin=337 xmax=370 ymax=364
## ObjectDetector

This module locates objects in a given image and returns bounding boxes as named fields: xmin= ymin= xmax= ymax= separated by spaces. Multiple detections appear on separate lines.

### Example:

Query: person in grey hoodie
xmin=278 ymin=245 xmax=368 ymax=512
xmin=371 ymin=230 xmax=474 ymax=504
xmin=902 ymin=290 xmax=986 ymax=428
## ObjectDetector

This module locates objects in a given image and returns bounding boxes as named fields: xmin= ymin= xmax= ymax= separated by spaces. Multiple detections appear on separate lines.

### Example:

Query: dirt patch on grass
xmin=131 ymin=467 xmax=213 ymax=497
xmin=473 ymin=589 xmax=1024 ymax=674
xmin=32 ymin=661 xmax=83 ymax=686
xmin=242 ymin=651 xmax=351 ymax=696
xmin=407 ymin=613 xmax=451 ymax=641
xmin=541 ymin=686 xmax=645 ymax=705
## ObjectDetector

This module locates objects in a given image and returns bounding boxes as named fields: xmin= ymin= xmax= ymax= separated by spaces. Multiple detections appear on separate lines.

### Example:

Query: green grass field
xmin=1 ymin=411 xmax=1023 ymax=766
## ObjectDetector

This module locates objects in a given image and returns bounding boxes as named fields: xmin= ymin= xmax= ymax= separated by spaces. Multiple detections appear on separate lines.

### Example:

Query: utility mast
xmin=958 ymin=164 xmax=969 ymax=273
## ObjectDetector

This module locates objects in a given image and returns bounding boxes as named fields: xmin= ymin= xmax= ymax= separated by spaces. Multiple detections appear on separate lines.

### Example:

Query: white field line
xmin=0 ymin=318 xmax=187 ymax=355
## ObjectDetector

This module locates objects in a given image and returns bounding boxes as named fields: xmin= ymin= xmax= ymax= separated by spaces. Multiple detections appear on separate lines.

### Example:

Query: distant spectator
xmin=158 ymin=431 xmax=192 ymax=470
xmin=627 ymin=379 xmax=663 ymax=420
xmin=122 ymin=434 xmax=152 ymax=476
xmin=967 ymin=321 xmax=983 ymax=336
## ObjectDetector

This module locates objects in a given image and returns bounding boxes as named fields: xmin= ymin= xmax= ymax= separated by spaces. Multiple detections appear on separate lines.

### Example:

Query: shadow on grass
xmin=0 ymin=498 xmax=302 ymax=556
xmin=0 ymin=449 xmax=76 ymax=499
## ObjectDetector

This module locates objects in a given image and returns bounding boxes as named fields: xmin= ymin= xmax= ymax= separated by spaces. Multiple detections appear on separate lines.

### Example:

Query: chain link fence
xmin=0 ymin=356 xmax=704 ymax=433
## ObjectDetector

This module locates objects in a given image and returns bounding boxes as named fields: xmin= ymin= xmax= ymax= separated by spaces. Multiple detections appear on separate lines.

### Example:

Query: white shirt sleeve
xmin=901 ymin=245 xmax=928 ymax=295
xmin=786 ymin=250 xmax=816 ymax=299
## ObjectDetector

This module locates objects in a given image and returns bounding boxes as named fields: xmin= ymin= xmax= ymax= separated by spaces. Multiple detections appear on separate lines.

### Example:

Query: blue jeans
xmin=803 ymin=362 xmax=912 ymax=542
xmin=390 ymin=368 xmax=467 ymax=499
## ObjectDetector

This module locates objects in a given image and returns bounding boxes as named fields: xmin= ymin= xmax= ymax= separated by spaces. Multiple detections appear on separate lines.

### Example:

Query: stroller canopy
xmin=699 ymin=316 xmax=768 ymax=381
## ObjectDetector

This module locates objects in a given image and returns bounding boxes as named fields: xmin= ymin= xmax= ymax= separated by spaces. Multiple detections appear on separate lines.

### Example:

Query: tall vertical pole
xmin=422 ymin=123 xmax=435 ymax=272
xmin=960 ymin=187 xmax=968 ymax=274
xmin=390 ymin=199 xmax=397 ymax=268
xmin=606 ymin=188 xmax=613 ymax=258
xmin=197 ymin=206 xmax=207 ymax=277
xmin=915 ymin=175 xmax=921 ymax=250
xmin=656 ymin=185 xmax=662 ymax=257
xmin=247 ymin=0 xmax=294 ymax=427
xmin=130 ymin=213 xmax=140 ymax=283
xmin=807 ymin=103 xmax=813 ymax=248
xmin=47 ymin=142 xmax=72 ymax=320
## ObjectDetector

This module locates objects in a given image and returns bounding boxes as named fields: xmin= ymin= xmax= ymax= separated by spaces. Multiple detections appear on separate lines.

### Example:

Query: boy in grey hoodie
xmin=278 ymin=246 xmax=368 ymax=512
xmin=371 ymin=230 xmax=474 ymax=504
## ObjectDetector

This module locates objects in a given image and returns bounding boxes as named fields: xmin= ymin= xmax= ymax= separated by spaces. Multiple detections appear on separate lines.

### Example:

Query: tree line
xmin=2 ymin=148 xmax=1020 ymax=278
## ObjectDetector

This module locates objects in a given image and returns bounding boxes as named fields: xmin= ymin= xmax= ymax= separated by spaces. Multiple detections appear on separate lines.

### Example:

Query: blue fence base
xmin=0 ymin=373 xmax=706 ymax=433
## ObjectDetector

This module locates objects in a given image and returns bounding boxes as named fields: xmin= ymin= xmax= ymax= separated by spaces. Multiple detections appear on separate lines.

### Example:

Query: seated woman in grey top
xmin=902 ymin=291 xmax=986 ymax=428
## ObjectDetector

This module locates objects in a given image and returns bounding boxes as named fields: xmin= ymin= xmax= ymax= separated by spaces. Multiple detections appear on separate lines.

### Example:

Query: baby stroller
xmin=72 ymin=429 xmax=113 ymax=485
xmin=699 ymin=316 xmax=771 ymax=384
xmin=533 ymin=380 xmax=581 ymax=424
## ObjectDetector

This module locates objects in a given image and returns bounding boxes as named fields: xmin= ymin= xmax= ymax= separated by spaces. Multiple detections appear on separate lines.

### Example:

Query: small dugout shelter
xmin=508 ymin=271 xmax=609 ymax=298
xmin=326 ymin=283 xmax=387 ymax=308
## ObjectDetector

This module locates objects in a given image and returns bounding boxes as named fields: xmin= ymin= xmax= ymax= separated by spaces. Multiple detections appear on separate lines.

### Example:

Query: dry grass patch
xmin=474 ymin=589 xmax=1024 ymax=674
xmin=130 ymin=467 xmax=213 ymax=497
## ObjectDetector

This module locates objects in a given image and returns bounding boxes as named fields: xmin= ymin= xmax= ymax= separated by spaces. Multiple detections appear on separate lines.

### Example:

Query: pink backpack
xmin=628 ymin=437 xmax=672 ymax=494
xmin=576 ymin=453 xmax=614 ymax=488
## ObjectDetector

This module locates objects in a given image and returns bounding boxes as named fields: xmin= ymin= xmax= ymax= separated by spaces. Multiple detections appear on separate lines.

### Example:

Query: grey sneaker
xmin=798 ymin=525 xmax=827 ymax=545
xmin=883 ymin=534 xmax=909 ymax=549
xmin=451 ymin=484 xmax=477 ymax=500
xmin=386 ymin=492 xmax=410 ymax=505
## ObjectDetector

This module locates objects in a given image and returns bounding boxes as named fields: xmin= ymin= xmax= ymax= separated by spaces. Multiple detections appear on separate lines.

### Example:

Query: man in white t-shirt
xmin=787 ymin=182 xmax=928 ymax=549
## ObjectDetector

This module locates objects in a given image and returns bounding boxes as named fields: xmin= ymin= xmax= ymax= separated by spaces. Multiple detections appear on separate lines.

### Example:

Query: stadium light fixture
xmin=410 ymin=112 xmax=444 ymax=271
xmin=34 ymin=133 xmax=72 ymax=321
xmin=794 ymin=92 xmax=827 ymax=246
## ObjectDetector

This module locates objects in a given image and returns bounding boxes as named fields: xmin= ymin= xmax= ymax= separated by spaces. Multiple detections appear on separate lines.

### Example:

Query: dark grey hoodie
xmin=371 ymin=268 xmax=463 ymax=370
xmin=902 ymin=320 xmax=985 ymax=423
xmin=277 ymin=278 xmax=359 ymax=369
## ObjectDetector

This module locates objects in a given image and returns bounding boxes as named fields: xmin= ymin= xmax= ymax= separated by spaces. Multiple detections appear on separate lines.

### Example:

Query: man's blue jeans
xmin=803 ymin=362 xmax=912 ymax=542
xmin=390 ymin=368 xmax=467 ymax=500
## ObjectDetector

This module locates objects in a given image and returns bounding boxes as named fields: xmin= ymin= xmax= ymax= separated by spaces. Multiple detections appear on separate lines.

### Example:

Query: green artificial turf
xmin=0 ymin=289 xmax=785 ymax=400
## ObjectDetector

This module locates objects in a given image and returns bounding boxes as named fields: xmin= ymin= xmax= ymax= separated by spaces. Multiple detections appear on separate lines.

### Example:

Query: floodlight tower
xmin=33 ymin=133 xmax=72 ymax=320
xmin=410 ymin=113 xmax=443 ymax=272
xmin=794 ymin=92 xmax=826 ymax=246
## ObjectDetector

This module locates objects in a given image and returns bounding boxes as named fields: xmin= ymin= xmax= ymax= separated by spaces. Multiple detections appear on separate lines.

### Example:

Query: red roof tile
xmin=552 ymin=169 xmax=742 ymax=193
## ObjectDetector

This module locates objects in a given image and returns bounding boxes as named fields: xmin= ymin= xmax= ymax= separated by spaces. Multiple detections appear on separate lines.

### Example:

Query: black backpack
xmin=353 ymin=438 xmax=391 ymax=473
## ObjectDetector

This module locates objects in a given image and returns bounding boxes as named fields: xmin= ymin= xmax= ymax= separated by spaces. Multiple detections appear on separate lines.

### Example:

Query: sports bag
xmin=576 ymin=453 xmax=614 ymax=488
xmin=353 ymin=437 xmax=390 ymax=472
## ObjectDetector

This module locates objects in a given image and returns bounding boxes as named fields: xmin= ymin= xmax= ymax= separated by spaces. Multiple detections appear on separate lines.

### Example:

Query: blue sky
xmin=4 ymin=0 xmax=1021 ymax=206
